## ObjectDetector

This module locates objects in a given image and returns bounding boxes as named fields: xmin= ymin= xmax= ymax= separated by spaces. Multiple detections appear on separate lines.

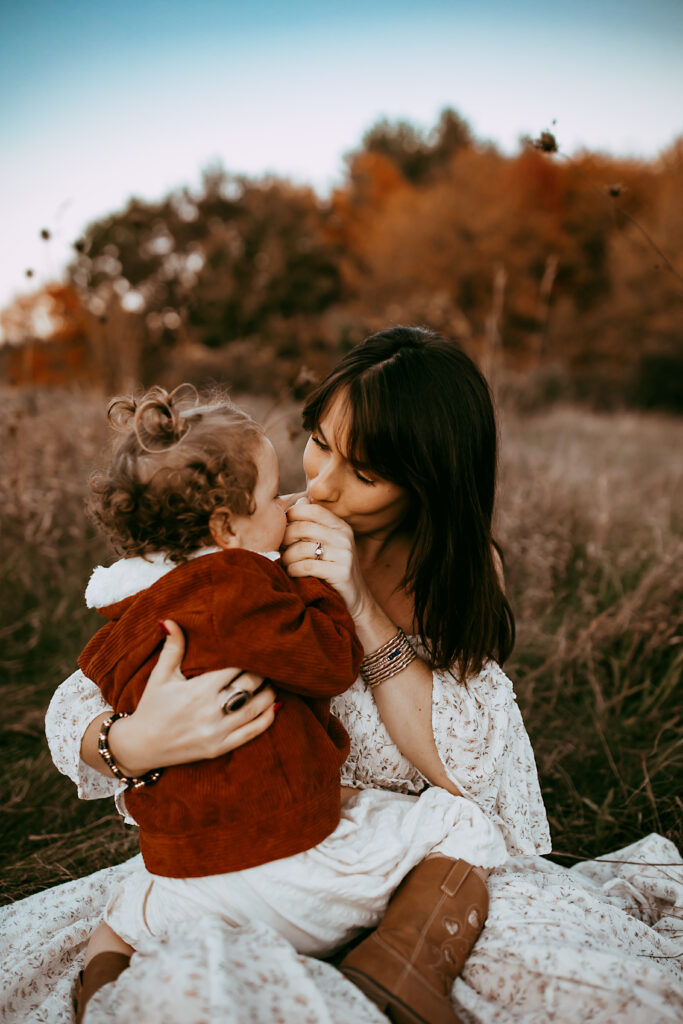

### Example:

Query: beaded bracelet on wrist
xmin=98 ymin=712 xmax=163 ymax=790
xmin=360 ymin=627 xmax=417 ymax=688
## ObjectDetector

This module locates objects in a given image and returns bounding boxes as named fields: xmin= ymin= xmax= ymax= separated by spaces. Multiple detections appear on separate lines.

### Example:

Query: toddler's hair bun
xmin=108 ymin=384 xmax=199 ymax=453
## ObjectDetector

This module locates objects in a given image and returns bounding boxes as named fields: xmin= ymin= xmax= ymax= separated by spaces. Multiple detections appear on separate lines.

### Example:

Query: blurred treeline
xmin=2 ymin=109 xmax=682 ymax=409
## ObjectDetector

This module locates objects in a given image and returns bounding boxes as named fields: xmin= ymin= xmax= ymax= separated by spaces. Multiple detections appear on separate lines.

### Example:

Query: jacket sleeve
xmin=207 ymin=560 xmax=363 ymax=697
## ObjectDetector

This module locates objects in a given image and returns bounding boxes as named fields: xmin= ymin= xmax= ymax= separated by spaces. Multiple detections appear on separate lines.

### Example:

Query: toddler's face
xmin=230 ymin=437 xmax=288 ymax=553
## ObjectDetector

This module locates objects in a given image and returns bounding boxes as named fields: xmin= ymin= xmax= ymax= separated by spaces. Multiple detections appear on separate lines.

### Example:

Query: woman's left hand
xmin=281 ymin=499 xmax=369 ymax=620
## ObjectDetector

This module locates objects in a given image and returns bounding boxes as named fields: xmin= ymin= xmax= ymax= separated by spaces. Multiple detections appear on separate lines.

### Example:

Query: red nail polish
xmin=273 ymin=701 xmax=283 ymax=714
xmin=157 ymin=620 xmax=171 ymax=636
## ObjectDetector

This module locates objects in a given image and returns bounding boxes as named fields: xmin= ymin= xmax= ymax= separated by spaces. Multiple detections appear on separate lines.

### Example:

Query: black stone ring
xmin=221 ymin=689 xmax=252 ymax=715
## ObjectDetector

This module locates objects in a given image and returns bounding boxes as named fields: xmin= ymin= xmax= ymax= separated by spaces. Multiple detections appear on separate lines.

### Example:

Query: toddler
xmin=75 ymin=385 xmax=508 ymax=1022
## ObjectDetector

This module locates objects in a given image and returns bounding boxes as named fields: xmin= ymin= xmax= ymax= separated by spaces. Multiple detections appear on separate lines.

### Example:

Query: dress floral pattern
xmin=334 ymin=646 xmax=551 ymax=856
xmin=2 ymin=663 xmax=682 ymax=1023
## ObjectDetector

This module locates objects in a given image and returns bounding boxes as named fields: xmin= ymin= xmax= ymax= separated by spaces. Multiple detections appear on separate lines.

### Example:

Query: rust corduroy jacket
xmin=79 ymin=549 xmax=363 ymax=878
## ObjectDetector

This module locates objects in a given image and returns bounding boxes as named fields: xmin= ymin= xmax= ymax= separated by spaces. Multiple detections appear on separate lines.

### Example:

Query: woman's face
xmin=303 ymin=392 xmax=409 ymax=535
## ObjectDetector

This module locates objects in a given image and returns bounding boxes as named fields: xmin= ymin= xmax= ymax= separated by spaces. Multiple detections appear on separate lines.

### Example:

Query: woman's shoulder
xmin=462 ymin=659 xmax=516 ymax=708
xmin=408 ymin=637 xmax=516 ymax=711
xmin=428 ymin=659 xmax=517 ymax=755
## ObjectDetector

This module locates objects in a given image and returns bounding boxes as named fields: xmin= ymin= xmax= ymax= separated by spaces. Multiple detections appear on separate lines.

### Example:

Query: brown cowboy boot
xmin=74 ymin=951 xmax=131 ymax=1023
xmin=340 ymin=857 xmax=488 ymax=1024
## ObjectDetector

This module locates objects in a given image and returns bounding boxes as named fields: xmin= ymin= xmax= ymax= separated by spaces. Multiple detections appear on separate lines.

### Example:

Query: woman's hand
xmin=282 ymin=504 xmax=463 ymax=798
xmin=280 ymin=499 xmax=371 ymax=620
xmin=81 ymin=621 xmax=277 ymax=777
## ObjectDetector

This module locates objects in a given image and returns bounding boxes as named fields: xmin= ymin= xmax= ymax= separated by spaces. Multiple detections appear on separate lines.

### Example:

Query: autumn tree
xmin=355 ymin=107 xmax=473 ymax=184
xmin=68 ymin=167 xmax=344 ymax=387
xmin=5 ymin=109 xmax=678 ymax=405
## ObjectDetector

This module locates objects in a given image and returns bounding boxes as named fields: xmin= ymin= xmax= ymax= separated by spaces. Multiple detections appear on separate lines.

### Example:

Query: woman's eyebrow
xmin=317 ymin=424 xmax=329 ymax=444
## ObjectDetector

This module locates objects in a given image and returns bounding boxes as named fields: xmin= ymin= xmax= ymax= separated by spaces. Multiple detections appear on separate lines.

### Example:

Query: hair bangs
xmin=346 ymin=375 xmax=397 ymax=481
xmin=303 ymin=361 xmax=405 ymax=485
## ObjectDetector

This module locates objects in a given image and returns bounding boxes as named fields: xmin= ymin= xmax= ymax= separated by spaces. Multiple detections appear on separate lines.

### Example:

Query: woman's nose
xmin=307 ymin=462 xmax=340 ymax=502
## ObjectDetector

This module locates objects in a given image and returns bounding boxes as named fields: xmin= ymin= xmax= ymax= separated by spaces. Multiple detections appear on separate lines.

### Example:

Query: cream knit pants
xmin=105 ymin=786 xmax=507 ymax=957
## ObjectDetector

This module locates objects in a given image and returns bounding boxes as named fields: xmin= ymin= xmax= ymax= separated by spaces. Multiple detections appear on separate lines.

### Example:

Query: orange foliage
xmin=2 ymin=336 xmax=95 ymax=388
xmin=509 ymin=149 xmax=565 ymax=220
xmin=1 ymin=114 xmax=681 ymax=403
xmin=0 ymin=283 xmax=96 ymax=387
xmin=326 ymin=151 xmax=408 ymax=254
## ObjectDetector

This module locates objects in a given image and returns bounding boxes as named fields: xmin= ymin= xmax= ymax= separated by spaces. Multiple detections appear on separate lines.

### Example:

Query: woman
xmin=3 ymin=328 xmax=682 ymax=1024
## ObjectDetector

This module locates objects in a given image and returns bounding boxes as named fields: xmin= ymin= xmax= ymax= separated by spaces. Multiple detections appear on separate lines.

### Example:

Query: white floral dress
xmin=2 ymin=659 xmax=682 ymax=1024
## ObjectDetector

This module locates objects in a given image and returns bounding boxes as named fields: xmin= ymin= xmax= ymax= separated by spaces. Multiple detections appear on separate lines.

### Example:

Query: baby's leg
xmin=427 ymin=850 xmax=490 ymax=883
xmin=84 ymin=920 xmax=134 ymax=966
xmin=336 ymin=789 xmax=502 ymax=1023
xmin=76 ymin=922 xmax=134 ymax=1023
xmin=340 ymin=856 xmax=489 ymax=1024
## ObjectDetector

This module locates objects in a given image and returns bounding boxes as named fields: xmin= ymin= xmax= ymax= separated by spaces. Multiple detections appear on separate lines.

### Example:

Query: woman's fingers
xmin=286 ymin=499 xmax=349 ymax=531
xmin=284 ymin=503 xmax=368 ymax=619
xmin=217 ymin=676 xmax=273 ymax=717
xmin=146 ymin=620 xmax=186 ymax=689
xmin=115 ymin=613 xmax=278 ymax=769
xmin=279 ymin=491 xmax=306 ymax=510
xmin=219 ymin=702 xmax=278 ymax=754
xmin=285 ymin=558 xmax=340 ymax=579
xmin=207 ymin=685 xmax=277 ymax=757
xmin=280 ymin=538 xmax=340 ymax=568
xmin=197 ymin=668 xmax=265 ymax=696
xmin=282 ymin=519 xmax=348 ymax=548
xmin=145 ymin=624 xmax=263 ymax=699
xmin=223 ymin=683 xmax=276 ymax=723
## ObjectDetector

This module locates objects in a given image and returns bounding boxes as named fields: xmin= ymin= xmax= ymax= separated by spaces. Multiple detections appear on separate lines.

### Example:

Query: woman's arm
xmin=45 ymin=669 xmax=119 ymax=798
xmin=55 ymin=622 xmax=278 ymax=781
xmin=333 ymin=587 xmax=464 ymax=796
xmin=282 ymin=504 xmax=462 ymax=795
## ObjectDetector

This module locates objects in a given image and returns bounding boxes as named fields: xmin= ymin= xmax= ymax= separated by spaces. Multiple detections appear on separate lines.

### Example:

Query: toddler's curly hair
xmin=88 ymin=385 xmax=265 ymax=563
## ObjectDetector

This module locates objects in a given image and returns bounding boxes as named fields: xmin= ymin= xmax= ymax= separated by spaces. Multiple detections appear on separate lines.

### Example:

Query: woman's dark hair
xmin=88 ymin=385 xmax=264 ymax=563
xmin=303 ymin=326 xmax=514 ymax=678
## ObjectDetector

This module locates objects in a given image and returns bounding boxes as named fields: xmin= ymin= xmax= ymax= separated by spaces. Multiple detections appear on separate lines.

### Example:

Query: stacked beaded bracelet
xmin=360 ymin=628 xmax=417 ymax=688
xmin=98 ymin=712 xmax=163 ymax=790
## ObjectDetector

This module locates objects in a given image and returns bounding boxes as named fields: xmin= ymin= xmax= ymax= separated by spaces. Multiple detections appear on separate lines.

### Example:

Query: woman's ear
xmin=209 ymin=508 xmax=240 ymax=550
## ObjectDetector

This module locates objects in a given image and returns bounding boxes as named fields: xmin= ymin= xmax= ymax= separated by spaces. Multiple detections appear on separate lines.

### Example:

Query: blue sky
xmin=1 ymin=0 xmax=682 ymax=313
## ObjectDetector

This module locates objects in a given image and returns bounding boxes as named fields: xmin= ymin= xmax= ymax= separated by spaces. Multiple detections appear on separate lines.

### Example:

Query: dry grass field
xmin=1 ymin=387 xmax=681 ymax=903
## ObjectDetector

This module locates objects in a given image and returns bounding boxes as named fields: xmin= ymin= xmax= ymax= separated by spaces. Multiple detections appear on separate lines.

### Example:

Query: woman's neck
xmin=355 ymin=527 xmax=404 ymax=571
xmin=354 ymin=529 xmax=415 ymax=634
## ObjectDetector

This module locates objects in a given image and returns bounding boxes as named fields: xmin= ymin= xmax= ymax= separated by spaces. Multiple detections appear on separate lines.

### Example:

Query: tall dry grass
xmin=0 ymin=389 xmax=681 ymax=902
xmin=497 ymin=406 xmax=682 ymax=857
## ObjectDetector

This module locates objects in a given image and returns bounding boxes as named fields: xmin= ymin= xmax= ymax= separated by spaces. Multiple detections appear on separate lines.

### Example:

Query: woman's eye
xmin=311 ymin=433 xmax=373 ymax=483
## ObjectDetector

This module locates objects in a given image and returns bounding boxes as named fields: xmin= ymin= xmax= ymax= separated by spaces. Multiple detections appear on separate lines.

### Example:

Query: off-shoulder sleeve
xmin=45 ymin=669 xmax=130 ymax=816
xmin=430 ymin=659 xmax=552 ymax=856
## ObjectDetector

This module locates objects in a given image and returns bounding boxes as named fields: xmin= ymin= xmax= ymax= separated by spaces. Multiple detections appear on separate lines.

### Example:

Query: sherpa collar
xmin=85 ymin=547 xmax=279 ymax=608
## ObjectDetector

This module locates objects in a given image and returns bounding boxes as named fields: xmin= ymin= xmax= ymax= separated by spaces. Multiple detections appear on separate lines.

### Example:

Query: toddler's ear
xmin=209 ymin=508 xmax=240 ymax=550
